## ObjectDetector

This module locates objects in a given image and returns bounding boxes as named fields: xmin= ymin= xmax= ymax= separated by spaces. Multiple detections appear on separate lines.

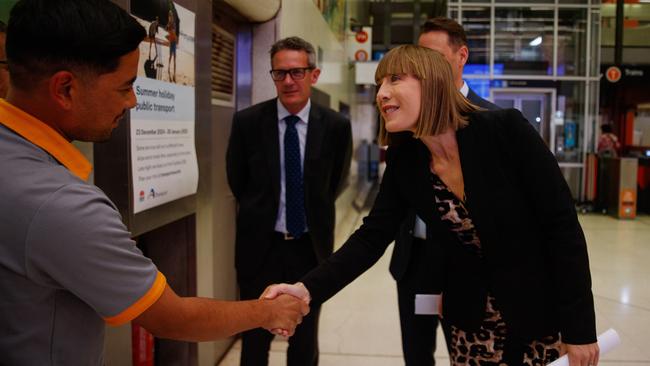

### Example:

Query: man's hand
xmin=259 ymin=282 xmax=311 ymax=337
xmin=564 ymin=342 xmax=599 ymax=366
xmin=261 ymin=282 xmax=311 ymax=304
xmin=261 ymin=294 xmax=309 ymax=337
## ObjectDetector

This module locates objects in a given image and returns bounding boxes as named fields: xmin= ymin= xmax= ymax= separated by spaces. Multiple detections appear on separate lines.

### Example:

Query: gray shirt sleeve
xmin=24 ymin=183 xmax=164 ymax=323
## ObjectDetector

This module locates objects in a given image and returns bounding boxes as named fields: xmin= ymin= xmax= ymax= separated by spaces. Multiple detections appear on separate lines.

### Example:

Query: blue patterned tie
xmin=284 ymin=115 xmax=306 ymax=238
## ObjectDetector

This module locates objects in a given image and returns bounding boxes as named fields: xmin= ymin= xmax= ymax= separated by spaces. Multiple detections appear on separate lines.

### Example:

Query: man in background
xmin=0 ymin=1 xmax=307 ymax=365
xmin=418 ymin=17 xmax=498 ymax=109
xmin=389 ymin=16 xmax=500 ymax=366
xmin=227 ymin=36 xmax=352 ymax=366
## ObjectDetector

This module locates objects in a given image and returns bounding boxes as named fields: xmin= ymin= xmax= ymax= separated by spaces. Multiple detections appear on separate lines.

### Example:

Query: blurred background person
xmin=597 ymin=124 xmax=621 ymax=157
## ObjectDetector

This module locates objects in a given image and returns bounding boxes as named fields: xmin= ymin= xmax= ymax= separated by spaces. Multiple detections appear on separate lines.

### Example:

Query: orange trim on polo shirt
xmin=104 ymin=271 xmax=167 ymax=326
xmin=0 ymin=99 xmax=92 ymax=181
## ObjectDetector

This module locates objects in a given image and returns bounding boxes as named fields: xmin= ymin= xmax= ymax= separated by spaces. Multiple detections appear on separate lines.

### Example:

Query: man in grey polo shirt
xmin=0 ymin=1 xmax=308 ymax=365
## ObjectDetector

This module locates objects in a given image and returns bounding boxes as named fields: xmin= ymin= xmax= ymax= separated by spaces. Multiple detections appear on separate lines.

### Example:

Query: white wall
xmin=252 ymin=19 xmax=279 ymax=104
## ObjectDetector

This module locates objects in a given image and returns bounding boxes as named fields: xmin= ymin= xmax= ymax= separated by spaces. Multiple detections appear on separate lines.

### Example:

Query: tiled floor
xmin=218 ymin=212 xmax=650 ymax=365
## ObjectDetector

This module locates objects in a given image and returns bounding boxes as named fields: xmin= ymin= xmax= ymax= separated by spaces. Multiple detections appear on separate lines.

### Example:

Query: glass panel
xmin=492 ymin=90 xmax=551 ymax=143
xmin=448 ymin=5 xmax=459 ymax=22
xmin=590 ymin=10 xmax=600 ymax=77
xmin=600 ymin=3 xmax=616 ymax=47
xmin=466 ymin=79 xmax=492 ymax=99
xmin=623 ymin=3 xmax=650 ymax=48
xmin=465 ymin=79 xmax=509 ymax=101
xmin=522 ymin=99 xmax=544 ymax=133
xmin=554 ymin=81 xmax=586 ymax=163
xmin=558 ymin=9 xmax=587 ymax=76
xmin=390 ymin=1 xmax=416 ymax=46
xmin=601 ymin=3 xmax=650 ymax=48
xmin=462 ymin=7 xmax=491 ymax=76
xmin=494 ymin=7 xmax=554 ymax=76
xmin=588 ymin=80 xmax=600 ymax=152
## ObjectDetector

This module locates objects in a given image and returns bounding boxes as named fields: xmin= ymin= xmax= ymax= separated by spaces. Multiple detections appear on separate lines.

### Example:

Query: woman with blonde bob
xmin=264 ymin=45 xmax=599 ymax=366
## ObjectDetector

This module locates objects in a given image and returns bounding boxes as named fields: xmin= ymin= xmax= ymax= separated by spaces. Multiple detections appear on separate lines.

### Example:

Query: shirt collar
xmin=277 ymin=99 xmax=311 ymax=124
xmin=460 ymin=81 xmax=469 ymax=98
xmin=0 ymin=99 xmax=92 ymax=181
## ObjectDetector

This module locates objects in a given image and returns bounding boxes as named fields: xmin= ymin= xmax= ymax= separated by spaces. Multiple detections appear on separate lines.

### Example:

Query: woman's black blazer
xmin=301 ymin=108 xmax=597 ymax=344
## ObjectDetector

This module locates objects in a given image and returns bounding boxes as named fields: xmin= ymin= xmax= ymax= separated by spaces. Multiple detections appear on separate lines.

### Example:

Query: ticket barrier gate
xmin=599 ymin=157 xmax=638 ymax=219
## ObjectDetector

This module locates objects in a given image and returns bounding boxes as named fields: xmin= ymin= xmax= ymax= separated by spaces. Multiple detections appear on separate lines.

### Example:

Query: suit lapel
xmin=466 ymin=88 xmax=481 ymax=105
xmin=264 ymin=100 xmax=281 ymax=202
xmin=409 ymin=141 xmax=441 ymax=229
xmin=457 ymin=120 xmax=495 ymax=246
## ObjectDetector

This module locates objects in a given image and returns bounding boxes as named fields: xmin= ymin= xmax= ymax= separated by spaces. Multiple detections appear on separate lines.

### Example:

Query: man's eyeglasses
xmin=269 ymin=67 xmax=313 ymax=82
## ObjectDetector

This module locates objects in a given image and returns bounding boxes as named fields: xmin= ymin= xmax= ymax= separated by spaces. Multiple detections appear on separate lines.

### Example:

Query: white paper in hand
xmin=546 ymin=328 xmax=621 ymax=366
xmin=414 ymin=294 xmax=441 ymax=315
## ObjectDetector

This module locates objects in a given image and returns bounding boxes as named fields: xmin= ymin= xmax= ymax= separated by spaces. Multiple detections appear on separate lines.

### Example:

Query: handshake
xmin=259 ymin=282 xmax=311 ymax=337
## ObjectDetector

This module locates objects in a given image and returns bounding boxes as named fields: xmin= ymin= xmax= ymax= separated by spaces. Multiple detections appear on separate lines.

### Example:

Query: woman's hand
xmin=564 ymin=342 xmax=599 ymax=366
xmin=259 ymin=282 xmax=311 ymax=337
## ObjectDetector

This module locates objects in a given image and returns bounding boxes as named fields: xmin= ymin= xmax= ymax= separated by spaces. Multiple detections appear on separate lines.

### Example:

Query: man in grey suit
xmin=226 ymin=36 xmax=352 ymax=366
xmin=390 ymin=17 xmax=499 ymax=366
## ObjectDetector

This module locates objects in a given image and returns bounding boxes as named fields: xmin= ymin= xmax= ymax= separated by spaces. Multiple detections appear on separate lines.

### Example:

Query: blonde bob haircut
xmin=375 ymin=45 xmax=479 ymax=146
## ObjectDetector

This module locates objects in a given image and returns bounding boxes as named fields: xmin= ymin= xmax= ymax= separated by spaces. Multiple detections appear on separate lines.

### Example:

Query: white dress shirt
xmin=460 ymin=80 xmax=470 ymax=98
xmin=412 ymin=81 xmax=469 ymax=239
xmin=275 ymin=99 xmax=310 ymax=234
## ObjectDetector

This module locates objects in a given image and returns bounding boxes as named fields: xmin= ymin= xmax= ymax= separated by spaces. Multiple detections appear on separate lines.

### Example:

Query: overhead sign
xmin=355 ymin=30 xmax=368 ymax=43
xmin=354 ymin=50 xmax=369 ymax=62
xmin=347 ymin=26 xmax=372 ymax=62
xmin=606 ymin=66 xmax=622 ymax=83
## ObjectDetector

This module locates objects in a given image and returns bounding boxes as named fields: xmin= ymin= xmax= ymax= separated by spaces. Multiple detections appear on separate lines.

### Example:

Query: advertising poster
xmin=130 ymin=0 xmax=198 ymax=213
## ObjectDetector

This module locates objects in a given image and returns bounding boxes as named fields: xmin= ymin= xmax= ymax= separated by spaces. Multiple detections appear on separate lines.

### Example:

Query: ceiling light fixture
xmin=529 ymin=36 xmax=542 ymax=46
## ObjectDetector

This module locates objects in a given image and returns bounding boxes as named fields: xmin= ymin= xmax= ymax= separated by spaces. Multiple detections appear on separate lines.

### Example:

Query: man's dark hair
xmin=270 ymin=36 xmax=317 ymax=68
xmin=0 ymin=20 xmax=6 ymax=34
xmin=420 ymin=17 xmax=467 ymax=50
xmin=601 ymin=124 xmax=614 ymax=134
xmin=6 ymin=0 xmax=145 ymax=90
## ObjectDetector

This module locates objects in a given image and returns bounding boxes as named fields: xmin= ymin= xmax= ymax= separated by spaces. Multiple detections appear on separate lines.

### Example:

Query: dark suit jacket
xmin=302 ymin=109 xmax=596 ymax=344
xmin=226 ymin=98 xmax=352 ymax=280
xmin=467 ymin=87 xmax=499 ymax=111
xmin=389 ymin=87 xmax=499 ymax=286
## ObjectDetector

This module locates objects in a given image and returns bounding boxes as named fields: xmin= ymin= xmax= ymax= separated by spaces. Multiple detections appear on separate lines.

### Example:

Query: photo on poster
xmin=130 ymin=0 xmax=195 ymax=86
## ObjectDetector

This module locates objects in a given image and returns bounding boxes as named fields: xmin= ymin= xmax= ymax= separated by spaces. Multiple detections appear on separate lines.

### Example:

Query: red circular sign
xmin=354 ymin=50 xmax=369 ymax=62
xmin=606 ymin=66 xmax=622 ymax=83
xmin=355 ymin=30 xmax=368 ymax=43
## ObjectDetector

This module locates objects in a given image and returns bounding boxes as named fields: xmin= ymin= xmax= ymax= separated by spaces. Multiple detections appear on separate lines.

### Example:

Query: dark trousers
xmin=397 ymin=239 xmax=451 ymax=366
xmin=239 ymin=234 xmax=320 ymax=366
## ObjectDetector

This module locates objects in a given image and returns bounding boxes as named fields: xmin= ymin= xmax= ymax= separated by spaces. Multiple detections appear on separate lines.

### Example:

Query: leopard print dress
xmin=431 ymin=173 xmax=562 ymax=366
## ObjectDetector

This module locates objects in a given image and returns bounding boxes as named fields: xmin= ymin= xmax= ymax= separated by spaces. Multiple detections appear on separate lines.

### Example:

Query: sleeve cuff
xmin=104 ymin=271 xmax=167 ymax=326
